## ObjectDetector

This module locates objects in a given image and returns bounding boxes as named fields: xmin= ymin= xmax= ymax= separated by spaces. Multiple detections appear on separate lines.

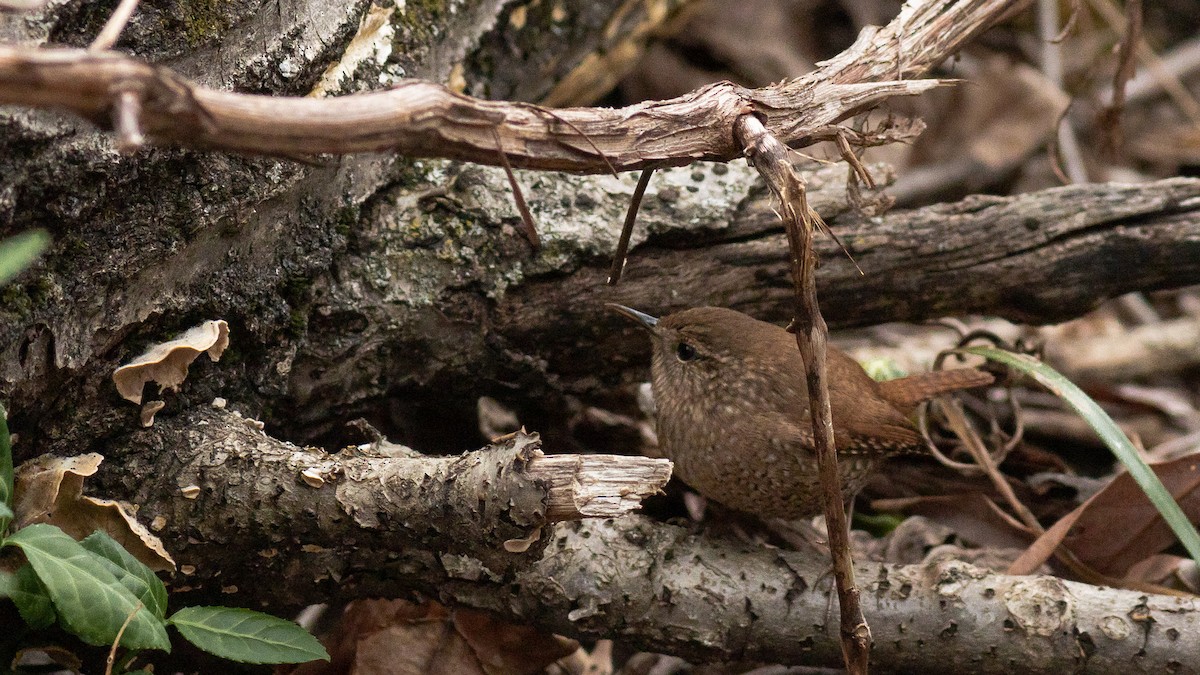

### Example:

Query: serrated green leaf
xmin=81 ymin=531 xmax=168 ymax=620
xmin=0 ymin=403 xmax=13 ymax=535
xmin=0 ymin=230 xmax=49 ymax=286
xmin=9 ymin=564 xmax=56 ymax=630
xmin=168 ymin=606 xmax=328 ymax=664
xmin=7 ymin=524 xmax=170 ymax=651
xmin=961 ymin=346 xmax=1200 ymax=565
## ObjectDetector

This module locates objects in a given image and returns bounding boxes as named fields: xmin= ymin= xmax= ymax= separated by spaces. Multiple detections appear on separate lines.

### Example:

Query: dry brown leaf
xmin=873 ymin=493 xmax=1036 ymax=553
xmin=13 ymin=646 xmax=83 ymax=673
xmin=453 ymin=607 xmax=578 ymax=675
xmin=112 ymin=319 xmax=230 ymax=404
xmin=282 ymin=599 xmax=576 ymax=675
xmin=13 ymin=454 xmax=175 ymax=572
xmin=1009 ymin=453 xmax=1200 ymax=577
xmin=907 ymin=53 xmax=1069 ymax=171
xmin=552 ymin=640 xmax=613 ymax=675
xmin=1125 ymin=554 xmax=1197 ymax=591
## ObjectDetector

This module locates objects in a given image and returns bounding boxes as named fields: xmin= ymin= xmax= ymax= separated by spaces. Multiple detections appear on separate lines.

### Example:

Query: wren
xmin=609 ymin=305 xmax=994 ymax=519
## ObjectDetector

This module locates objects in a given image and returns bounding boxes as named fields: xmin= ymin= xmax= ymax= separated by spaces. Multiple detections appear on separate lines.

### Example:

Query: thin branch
xmin=113 ymin=89 xmax=144 ymax=152
xmin=491 ymin=127 xmax=540 ymax=250
xmin=525 ymin=104 xmax=619 ymax=177
xmin=1097 ymin=0 xmax=1142 ymax=157
xmin=1087 ymin=0 xmax=1200 ymax=126
xmin=607 ymin=168 xmax=654 ymax=285
xmin=0 ymin=0 xmax=1021 ymax=169
xmin=105 ymin=601 xmax=143 ymax=675
xmin=1037 ymin=0 xmax=1088 ymax=183
xmin=89 ymin=0 xmax=140 ymax=52
xmin=734 ymin=113 xmax=869 ymax=675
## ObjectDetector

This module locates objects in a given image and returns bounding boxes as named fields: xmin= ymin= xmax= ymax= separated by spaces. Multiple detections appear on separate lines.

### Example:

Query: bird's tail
xmin=877 ymin=367 xmax=994 ymax=411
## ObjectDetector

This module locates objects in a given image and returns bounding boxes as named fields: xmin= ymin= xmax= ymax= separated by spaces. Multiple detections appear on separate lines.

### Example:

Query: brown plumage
xmin=610 ymin=305 xmax=993 ymax=518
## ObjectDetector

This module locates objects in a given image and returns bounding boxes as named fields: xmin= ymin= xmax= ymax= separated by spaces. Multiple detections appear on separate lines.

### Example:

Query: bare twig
xmin=1098 ymin=0 xmax=1142 ymax=157
xmin=105 ymin=601 xmax=143 ymax=675
xmin=525 ymin=104 xmax=619 ymax=177
xmin=113 ymin=89 xmax=144 ymax=152
xmin=734 ymin=113 xmax=869 ymax=675
xmin=90 ymin=0 xmax=141 ymax=52
xmin=0 ymin=0 xmax=1021 ymax=168
xmin=1050 ymin=0 xmax=1081 ymax=42
xmin=938 ymin=397 xmax=1041 ymax=531
xmin=608 ymin=168 xmax=655 ymax=285
xmin=1106 ymin=34 xmax=1200 ymax=109
xmin=832 ymin=129 xmax=875 ymax=189
xmin=491 ymin=127 xmax=541 ymax=250
xmin=1087 ymin=0 xmax=1200 ymax=126
xmin=1037 ymin=0 xmax=1088 ymax=183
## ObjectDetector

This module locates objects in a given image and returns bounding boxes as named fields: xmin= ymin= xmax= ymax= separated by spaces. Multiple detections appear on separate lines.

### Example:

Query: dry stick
xmin=491 ymin=127 xmax=541 ymax=251
xmin=1037 ymin=0 xmax=1088 ymax=184
xmin=1050 ymin=0 xmax=1081 ymax=42
xmin=89 ymin=0 xmax=140 ymax=52
xmin=525 ymin=104 xmax=619 ymax=178
xmin=1098 ymin=0 xmax=1142 ymax=157
xmin=734 ymin=113 xmax=869 ymax=675
xmin=832 ymin=130 xmax=875 ymax=189
xmin=936 ymin=396 xmax=1184 ymax=596
xmin=0 ymin=44 xmax=939 ymax=169
xmin=0 ymin=0 xmax=1023 ymax=168
xmin=939 ymin=397 xmax=1041 ymax=531
xmin=1087 ymin=0 xmax=1200 ymax=126
xmin=105 ymin=601 xmax=143 ymax=675
xmin=113 ymin=89 xmax=145 ymax=152
xmin=607 ymin=168 xmax=655 ymax=285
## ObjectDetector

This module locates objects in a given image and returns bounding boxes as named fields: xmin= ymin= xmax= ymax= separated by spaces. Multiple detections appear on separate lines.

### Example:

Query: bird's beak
xmin=605 ymin=303 xmax=659 ymax=331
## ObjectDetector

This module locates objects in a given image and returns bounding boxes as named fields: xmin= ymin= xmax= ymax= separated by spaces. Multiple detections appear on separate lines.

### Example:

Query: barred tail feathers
xmin=877 ymin=368 xmax=994 ymax=410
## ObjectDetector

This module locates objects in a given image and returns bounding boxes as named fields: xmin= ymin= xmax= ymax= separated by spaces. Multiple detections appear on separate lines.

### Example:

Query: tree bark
xmin=3 ymin=0 xmax=1199 ymax=671
xmin=87 ymin=409 xmax=1200 ymax=673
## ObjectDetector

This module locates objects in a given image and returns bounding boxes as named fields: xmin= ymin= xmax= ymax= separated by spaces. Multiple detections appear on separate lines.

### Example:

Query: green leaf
xmin=6 ymin=524 xmax=170 ymax=651
xmin=81 ymin=531 xmax=168 ymax=620
xmin=0 ymin=403 xmax=13 ymax=535
xmin=0 ymin=229 xmax=50 ymax=286
xmin=8 ymin=564 xmax=56 ymax=630
xmin=961 ymin=346 xmax=1200 ymax=565
xmin=861 ymin=357 xmax=908 ymax=382
xmin=168 ymin=606 xmax=329 ymax=664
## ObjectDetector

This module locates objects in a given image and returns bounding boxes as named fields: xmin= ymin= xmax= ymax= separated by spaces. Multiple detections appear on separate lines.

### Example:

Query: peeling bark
xmin=2 ymin=0 xmax=1197 ymax=671
xmin=87 ymin=408 xmax=1199 ymax=672
xmin=92 ymin=406 xmax=669 ymax=608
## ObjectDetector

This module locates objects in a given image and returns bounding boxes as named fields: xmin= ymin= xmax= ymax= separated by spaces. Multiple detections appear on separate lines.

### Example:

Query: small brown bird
xmin=609 ymin=305 xmax=994 ymax=518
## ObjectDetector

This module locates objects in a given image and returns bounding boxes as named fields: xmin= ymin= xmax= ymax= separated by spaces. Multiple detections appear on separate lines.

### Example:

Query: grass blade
xmin=961 ymin=346 xmax=1200 ymax=564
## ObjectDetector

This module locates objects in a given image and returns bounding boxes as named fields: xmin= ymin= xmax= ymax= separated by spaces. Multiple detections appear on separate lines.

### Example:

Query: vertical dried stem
xmin=90 ymin=0 xmax=141 ymax=52
xmin=608 ymin=167 xmax=655 ymax=285
xmin=733 ymin=113 xmax=870 ymax=674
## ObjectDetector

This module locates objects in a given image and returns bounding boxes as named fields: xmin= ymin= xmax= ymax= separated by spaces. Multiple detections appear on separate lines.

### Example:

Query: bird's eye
xmin=676 ymin=342 xmax=697 ymax=362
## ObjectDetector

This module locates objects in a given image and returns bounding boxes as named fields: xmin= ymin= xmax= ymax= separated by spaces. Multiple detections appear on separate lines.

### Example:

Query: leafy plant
xmin=0 ymin=239 xmax=327 ymax=670
xmin=0 ymin=405 xmax=329 ymax=671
